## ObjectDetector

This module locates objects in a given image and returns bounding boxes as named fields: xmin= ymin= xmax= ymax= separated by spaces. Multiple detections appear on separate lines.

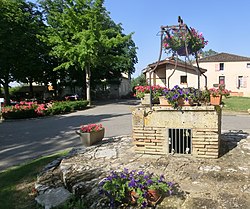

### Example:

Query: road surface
xmin=0 ymin=100 xmax=249 ymax=171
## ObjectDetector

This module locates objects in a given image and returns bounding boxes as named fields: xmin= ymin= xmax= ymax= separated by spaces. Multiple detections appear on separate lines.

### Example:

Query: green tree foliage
xmin=131 ymin=74 xmax=147 ymax=90
xmin=0 ymin=0 xmax=51 ymax=104
xmin=0 ymin=0 xmax=25 ymax=105
xmin=201 ymin=49 xmax=218 ymax=58
xmin=39 ymin=0 xmax=137 ymax=104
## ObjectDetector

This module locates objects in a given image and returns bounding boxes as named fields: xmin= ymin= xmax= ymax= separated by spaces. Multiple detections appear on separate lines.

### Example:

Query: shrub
xmin=1 ymin=100 xmax=89 ymax=119
xmin=46 ymin=100 xmax=89 ymax=115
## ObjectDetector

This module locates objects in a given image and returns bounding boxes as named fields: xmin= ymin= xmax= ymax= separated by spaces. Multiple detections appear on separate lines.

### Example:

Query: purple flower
xmin=128 ymin=179 xmax=137 ymax=187
xmin=168 ymin=182 xmax=174 ymax=187
xmin=123 ymin=168 xmax=128 ymax=174
xmin=120 ymin=173 xmax=127 ymax=179
xmin=142 ymin=201 xmax=147 ymax=208
xmin=138 ymin=171 xmax=144 ymax=175
xmin=147 ymin=179 xmax=153 ymax=185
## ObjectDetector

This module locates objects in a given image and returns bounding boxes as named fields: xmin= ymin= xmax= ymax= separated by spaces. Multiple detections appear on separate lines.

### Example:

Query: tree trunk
xmin=85 ymin=63 xmax=91 ymax=105
xmin=29 ymin=79 xmax=34 ymax=98
xmin=3 ymin=82 xmax=10 ymax=106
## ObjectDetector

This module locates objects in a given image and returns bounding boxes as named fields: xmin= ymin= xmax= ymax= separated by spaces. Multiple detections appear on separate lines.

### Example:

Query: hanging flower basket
xmin=163 ymin=27 xmax=208 ymax=56
xmin=176 ymin=45 xmax=192 ymax=56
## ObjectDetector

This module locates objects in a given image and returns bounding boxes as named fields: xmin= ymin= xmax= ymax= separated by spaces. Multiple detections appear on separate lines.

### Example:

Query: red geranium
xmin=80 ymin=123 xmax=104 ymax=133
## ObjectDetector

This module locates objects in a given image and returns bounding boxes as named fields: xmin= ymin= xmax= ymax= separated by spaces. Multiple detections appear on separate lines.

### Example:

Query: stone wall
xmin=131 ymin=105 xmax=222 ymax=158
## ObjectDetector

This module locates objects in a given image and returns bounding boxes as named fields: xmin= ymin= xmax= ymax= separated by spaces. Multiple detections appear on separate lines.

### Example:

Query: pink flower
xmin=80 ymin=124 xmax=104 ymax=133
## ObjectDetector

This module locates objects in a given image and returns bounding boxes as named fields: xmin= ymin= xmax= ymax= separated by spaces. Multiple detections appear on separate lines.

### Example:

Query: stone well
xmin=131 ymin=105 xmax=222 ymax=158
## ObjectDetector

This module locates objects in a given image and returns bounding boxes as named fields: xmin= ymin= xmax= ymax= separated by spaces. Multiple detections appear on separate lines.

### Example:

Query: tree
xmin=201 ymin=49 xmax=218 ymax=58
xmin=131 ymin=74 xmax=147 ymax=90
xmin=0 ymin=0 xmax=49 ymax=104
xmin=39 ymin=0 xmax=137 ymax=104
xmin=0 ymin=0 xmax=25 ymax=105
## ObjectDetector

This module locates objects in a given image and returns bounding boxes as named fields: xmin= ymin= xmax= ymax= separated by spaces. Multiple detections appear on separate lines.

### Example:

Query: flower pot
xmin=210 ymin=95 xmax=222 ymax=105
xmin=147 ymin=189 xmax=162 ymax=206
xmin=177 ymin=46 xmax=191 ymax=56
xmin=141 ymin=93 xmax=150 ymax=105
xmin=177 ymin=98 xmax=194 ymax=106
xmin=76 ymin=129 xmax=105 ymax=146
xmin=159 ymin=96 xmax=171 ymax=106
xmin=129 ymin=190 xmax=139 ymax=205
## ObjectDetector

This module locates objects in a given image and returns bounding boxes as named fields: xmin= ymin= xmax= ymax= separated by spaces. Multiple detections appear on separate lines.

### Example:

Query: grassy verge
xmin=0 ymin=151 xmax=69 ymax=209
xmin=222 ymin=96 xmax=250 ymax=112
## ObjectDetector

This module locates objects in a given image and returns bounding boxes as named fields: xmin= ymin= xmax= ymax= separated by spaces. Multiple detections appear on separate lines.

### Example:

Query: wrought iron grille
xmin=168 ymin=128 xmax=192 ymax=154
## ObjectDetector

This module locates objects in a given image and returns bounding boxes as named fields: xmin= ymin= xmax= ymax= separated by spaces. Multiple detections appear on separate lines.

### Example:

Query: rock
xmin=35 ymin=134 xmax=250 ymax=209
xmin=94 ymin=147 xmax=117 ymax=159
xmin=199 ymin=165 xmax=221 ymax=172
xmin=35 ymin=187 xmax=72 ymax=209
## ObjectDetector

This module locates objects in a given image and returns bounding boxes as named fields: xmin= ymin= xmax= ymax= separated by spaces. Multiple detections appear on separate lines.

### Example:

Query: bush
xmin=46 ymin=100 xmax=89 ymax=115
xmin=2 ymin=108 xmax=37 ymax=119
xmin=70 ymin=100 xmax=89 ymax=110
xmin=1 ymin=100 xmax=89 ymax=119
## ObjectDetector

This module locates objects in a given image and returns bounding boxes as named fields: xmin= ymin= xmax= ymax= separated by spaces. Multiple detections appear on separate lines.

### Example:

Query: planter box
xmin=141 ymin=93 xmax=150 ymax=105
xmin=159 ymin=96 xmax=171 ymax=106
xmin=210 ymin=95 xmax=222 ymax=105
xmin=77 ymin=129 xmax=105 ymax=146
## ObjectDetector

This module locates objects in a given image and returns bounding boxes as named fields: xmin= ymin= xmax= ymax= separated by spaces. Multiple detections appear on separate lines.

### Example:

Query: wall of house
xmin=199 ymin=61 xmax=250 ymax=97
xmin=119 ymin=77 xmax=131 ymax=97
xmin=145 ymin=65 xmax=206 ymax=89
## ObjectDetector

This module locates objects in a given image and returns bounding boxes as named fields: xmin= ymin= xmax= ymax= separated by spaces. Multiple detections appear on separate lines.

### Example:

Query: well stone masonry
xmin=131 ymin=105 xmax=222 ymax=158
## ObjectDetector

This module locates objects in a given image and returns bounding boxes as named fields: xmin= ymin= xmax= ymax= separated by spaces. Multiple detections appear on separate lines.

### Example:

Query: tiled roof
xmin=143 ymin=57 xmax=207 ymax=73
xmin=199 ymin=53 xmax=250 ymax=62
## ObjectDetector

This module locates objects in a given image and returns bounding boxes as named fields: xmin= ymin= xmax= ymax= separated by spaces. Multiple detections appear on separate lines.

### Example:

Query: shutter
xmin=236 ymin=77 xmax=239 ymax=88
xmin=243 ymin=76 xmax=247 ymax=88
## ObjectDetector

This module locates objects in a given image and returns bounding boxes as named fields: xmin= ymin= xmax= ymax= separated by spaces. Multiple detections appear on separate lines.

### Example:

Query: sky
xmin=30 ymin=0 xmax=250 ymax=78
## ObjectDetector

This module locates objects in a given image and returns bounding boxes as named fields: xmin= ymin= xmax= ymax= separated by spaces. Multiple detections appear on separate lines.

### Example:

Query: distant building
xmin=199 ymin=53 xmax=250 ymax=97
xmin=143 ymin=58 xmax=207 ymax=89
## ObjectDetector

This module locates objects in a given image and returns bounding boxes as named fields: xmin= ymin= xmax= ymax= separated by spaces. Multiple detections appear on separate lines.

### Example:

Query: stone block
xmin=35 ymin=187 xmax=72 ymax=209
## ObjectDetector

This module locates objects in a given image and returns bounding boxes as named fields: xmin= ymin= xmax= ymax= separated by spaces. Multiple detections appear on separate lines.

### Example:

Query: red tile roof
xmin=143 ymin=58 xmax=207 ymax=73
xmin=199 ymin=52 xmax=250 ymax=62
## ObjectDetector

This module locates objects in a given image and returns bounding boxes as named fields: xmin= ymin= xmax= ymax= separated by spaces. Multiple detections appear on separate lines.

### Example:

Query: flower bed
xmin=1 ymin=100 xmax=89 ymax=119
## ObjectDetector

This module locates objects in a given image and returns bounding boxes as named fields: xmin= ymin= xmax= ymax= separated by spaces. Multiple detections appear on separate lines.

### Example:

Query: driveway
xmin=0 ymin=100 xmax=249 ymax=171
xmin=0 ymin=100 xmax=137 ymax=171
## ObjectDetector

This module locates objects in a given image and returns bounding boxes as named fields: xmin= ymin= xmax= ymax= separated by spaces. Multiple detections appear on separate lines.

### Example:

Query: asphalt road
xmin=0 ymin=100 xmax=249 ymax=171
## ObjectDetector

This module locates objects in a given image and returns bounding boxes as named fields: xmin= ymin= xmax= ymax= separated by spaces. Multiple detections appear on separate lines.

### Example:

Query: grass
xmin=0 ymin=150 xmax=69 ymax=209
xmin=222 ymin=96 xmax=250 ymax=112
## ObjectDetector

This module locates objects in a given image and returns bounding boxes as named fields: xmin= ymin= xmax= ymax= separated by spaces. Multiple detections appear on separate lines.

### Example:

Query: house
xmin=143 ymin=58 xmax=207 ymax=89
xmin=199 ymin=53 xmax=250 ymax=97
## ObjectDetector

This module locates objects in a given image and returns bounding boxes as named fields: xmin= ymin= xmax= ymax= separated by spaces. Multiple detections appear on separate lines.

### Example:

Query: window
xmin=219 ymin=76 xmax=225 ymax=85
xmin=219 ymin=63 xmax=224 ymax=71
xmin=247 ymin=63 xmax=250 ymax=68
xmin=180 ymin=75 xmax=187 ymax=84
xmin=238 ymin=76 xmax=243 ymax=88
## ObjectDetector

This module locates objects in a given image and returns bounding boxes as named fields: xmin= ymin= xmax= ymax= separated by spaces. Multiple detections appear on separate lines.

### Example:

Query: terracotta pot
xmin=177 ymin=98 xmax=194 ymax=106
xmin=159 ymin=96 xmax=171 ymax=106
xmin=130 ymin=190 xmax=139 ymax=205
xmin=210 ymin=95 xmax=222 ymax=105
xmin=147 ymin=189 xmax=161 ymax=205
xmin=76 ymin=129 xmax=105 ymax=146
